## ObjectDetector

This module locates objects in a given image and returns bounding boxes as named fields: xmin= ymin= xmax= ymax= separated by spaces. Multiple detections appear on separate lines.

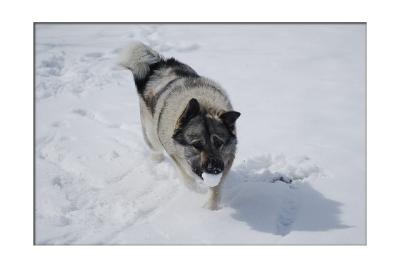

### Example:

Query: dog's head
xmin=172 ymin=98 xmax=240 ymax=179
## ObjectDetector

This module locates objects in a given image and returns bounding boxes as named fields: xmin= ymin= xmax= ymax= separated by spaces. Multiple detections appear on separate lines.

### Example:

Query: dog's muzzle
xmin=203 ymin=158 xmax=224 ymax=175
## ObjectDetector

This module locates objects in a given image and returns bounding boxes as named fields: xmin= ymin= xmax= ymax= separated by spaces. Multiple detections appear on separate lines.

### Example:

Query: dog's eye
xmin=213 ymin=136 xmax=224 ymax=149
xmin=192 ymin=141 xmax=204 ymax=150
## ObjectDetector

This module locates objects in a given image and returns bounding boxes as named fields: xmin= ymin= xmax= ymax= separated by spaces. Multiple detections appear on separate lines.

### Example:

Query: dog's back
xmin=119 ymin=42 xmax=233 ymax=155
xmin=119 ymin=42 xmax=198 ymax=112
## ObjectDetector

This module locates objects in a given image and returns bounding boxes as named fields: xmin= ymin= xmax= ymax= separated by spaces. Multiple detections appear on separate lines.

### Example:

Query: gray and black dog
xmin=119 ymin=42 xmax=240 ymax=210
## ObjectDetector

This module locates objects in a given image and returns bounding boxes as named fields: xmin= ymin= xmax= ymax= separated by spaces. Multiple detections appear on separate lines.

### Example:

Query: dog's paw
xmin=203 ymin=200 xmax=221 ymax=210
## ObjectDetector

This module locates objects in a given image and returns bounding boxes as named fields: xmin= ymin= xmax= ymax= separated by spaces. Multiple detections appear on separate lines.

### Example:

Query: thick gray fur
xmin=120 ymin=42 xmax=240 ymax=210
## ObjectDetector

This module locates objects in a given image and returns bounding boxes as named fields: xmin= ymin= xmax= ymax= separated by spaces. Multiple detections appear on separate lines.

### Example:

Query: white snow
xmin=35 ymin=24 xmax=365 ymax=245
xmin=202 ymin=173 xmax=222 ymax=187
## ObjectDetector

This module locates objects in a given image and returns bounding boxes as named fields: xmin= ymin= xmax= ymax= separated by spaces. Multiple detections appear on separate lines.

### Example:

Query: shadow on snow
xmin=222 ymin=156 xmax=350 ymax=236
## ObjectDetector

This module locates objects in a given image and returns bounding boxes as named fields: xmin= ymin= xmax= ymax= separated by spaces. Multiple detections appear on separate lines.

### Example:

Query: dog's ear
xmin=173 ymin=98 xmax=200 ymax=144
xmin=176 ymin=98 xmax=200 ymax=128
xmin=220 ymin=111 xmax=241 ymax=132
xmin=172 ymin=129 xmax=186 ymax=144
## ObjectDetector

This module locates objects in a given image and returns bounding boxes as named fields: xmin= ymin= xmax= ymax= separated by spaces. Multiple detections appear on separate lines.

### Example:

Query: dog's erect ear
xmin=172 ymin=129 xmax=186 ymax=144
xmin=173 ymin=98 xmax=200 ymax=144
xmin=220 ymin=111 xmax=241 ymax=132
xmin=176 ymin=98 xmax=200 ymax=128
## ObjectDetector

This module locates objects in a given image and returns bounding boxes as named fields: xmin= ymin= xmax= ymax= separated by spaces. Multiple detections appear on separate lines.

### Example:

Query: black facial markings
xmin=202 ymin=114 xmax=211 ymax=148
xmin=177 ymin=111 xmax=236 ymax=177
xmin=191 ymin=140 xmax=204 ymax=151
xmin=171 ymin=103 xmax=238 ymax=176
xmin=212 ymin=135 xmax=224 ymax=149
xmin=178 ymin=113 xmax=235 ymax=151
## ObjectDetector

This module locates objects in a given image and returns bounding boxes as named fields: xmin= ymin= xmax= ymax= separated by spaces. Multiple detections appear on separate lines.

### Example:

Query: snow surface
xmin=35 ymin=24 xmax=366 ymax=245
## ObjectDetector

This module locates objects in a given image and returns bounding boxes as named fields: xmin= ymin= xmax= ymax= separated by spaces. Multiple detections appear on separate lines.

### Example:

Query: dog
xmin=119 ymin=42 xmax=240 ymax=210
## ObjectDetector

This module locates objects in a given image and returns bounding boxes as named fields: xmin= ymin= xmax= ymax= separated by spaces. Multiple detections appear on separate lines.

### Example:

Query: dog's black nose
xmin=205 ymin=158 xmax=224 ymax=174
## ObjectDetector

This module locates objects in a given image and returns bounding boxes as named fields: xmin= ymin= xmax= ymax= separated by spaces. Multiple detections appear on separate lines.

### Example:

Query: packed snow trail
xmin=35 ymin=24 xmax=365 ymax=244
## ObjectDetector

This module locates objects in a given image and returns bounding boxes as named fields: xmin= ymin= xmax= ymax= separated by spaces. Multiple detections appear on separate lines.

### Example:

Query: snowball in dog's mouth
xmin=202 ymin=172 xmax=222 ymax=187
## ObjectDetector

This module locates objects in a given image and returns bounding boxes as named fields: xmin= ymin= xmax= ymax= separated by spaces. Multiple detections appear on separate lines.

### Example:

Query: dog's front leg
xmin=170 ymin=154 xmax=202 ymax=192
xmin=204 ymin=184 xmax=223 ymax=210
xmin=203 ymin=157 xmax=234 ymax=210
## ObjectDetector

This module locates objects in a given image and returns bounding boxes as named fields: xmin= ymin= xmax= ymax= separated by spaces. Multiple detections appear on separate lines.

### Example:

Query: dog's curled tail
xmin=119 ymin=42 xmax=163 ymax=87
